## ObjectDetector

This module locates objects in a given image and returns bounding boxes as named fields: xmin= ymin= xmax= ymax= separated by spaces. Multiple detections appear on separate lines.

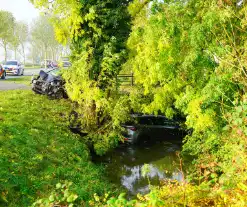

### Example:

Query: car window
xmin=138 ymin=117 xmax=153 ymax=125
xmin=152 ymin=117 xmax=167 ymax=125
xmin=48 ymin=69 xmax=61 ymax=76
xmin=6 ymin=61 xmax=17 ymax=65
xmin=152 ymin=117 xmax=177 ymax=126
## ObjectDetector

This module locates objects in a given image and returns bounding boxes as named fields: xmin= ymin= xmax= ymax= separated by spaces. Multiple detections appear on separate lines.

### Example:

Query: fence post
xmin=131 ymin=72 xmax=134 ymax=86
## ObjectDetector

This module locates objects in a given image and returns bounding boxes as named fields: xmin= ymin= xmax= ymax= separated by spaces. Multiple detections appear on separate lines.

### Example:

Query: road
xmin=0 ymin=68 xmax=44 ymax=90
xmin=6 ymin=68 xmax=44 ymax=79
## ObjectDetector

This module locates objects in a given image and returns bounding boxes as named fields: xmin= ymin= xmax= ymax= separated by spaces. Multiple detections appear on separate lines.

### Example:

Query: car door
xmin=151 ymin=117 xmax=169 ymax=139
xmin=159 ymin=117 xmax=179 ymax=139
xmin=137 ymin=117 xmax=154 ymax=140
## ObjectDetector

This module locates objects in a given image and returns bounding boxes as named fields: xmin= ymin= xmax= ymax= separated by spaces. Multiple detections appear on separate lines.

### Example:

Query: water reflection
xmin=93 ymin=140 xmax=185 ymax=196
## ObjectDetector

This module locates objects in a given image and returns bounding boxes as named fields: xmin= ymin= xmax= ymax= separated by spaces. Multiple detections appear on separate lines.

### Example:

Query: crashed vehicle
xmin=122 ymin=114 xmax=184 ymax=144
xmin=31 ymin=68 xmax=67 ymax=99
xmin=0 ymin=64 xmax=6 ymax=79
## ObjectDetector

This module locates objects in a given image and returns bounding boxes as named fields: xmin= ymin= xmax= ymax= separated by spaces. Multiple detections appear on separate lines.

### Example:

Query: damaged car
xmin=31 ymin=68 xmax=67 ymax=99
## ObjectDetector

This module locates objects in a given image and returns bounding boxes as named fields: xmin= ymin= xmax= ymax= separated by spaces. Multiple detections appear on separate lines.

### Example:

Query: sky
xmin=0 ymin=0 xmax=39 ymax=23
xmin=0 ymin=0 xmax=40 ymax=61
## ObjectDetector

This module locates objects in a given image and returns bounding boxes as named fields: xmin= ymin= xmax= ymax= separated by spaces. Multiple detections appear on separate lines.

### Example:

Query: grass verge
xmin=24 ymin=66 xmax=41 ymax=69
xmin=4 ymin=76 xmax=31 ymax=85
xmin=0 ymin=90 xmax=114 ymax=207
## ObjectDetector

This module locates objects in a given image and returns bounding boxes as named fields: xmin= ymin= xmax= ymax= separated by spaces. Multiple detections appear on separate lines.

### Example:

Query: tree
xmin=124 ymin=0 xmax=247 ymax=183
xmin=28 ymin=40 xmax=41 ymax=65
xmin=10 ymin=34 xmax=20 ymax=60
xmin=0 ymin=10 xmax=15 ymax=62
xmin=31 ymin=16 xmax=58 ymax=64
xmin=10 ymin=21 xmax=28 ymax=61
xmin=32 ymin=0 xmax=132 ymax=154
xmin=17 ymin=22 xmax=28 ymax=64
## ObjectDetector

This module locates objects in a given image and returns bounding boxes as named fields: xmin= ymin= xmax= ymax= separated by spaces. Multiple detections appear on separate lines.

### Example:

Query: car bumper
xmin=32 ymin=80 xmax=44 ymax=93
xmin=122 ymin=131 xmax=138 ymax=144
xmin=6 ymin=70 xmax=19 ymax=75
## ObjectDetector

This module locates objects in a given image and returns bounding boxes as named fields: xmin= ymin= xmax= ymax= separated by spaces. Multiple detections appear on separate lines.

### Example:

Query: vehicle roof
xmin=131 ymin=114 xmax=166 ymax=118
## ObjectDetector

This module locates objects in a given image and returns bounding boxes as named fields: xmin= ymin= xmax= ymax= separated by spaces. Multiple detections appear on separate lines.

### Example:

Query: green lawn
xmin=4 ymin=76 xmax=31 ymax=85
xmin=24 ymin=65 xmax=41 ymax=69
xmin=0 ymin=90 xmax=113 ymax=207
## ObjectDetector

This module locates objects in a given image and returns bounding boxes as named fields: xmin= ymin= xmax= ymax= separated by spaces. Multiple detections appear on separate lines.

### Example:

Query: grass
xmin=4 ymin=76 xmax=31 ymax=85
xmin=24 ymin=65 xmax=41 ymax=69
xmin=0 ymin=90 xmax=114 ymax=207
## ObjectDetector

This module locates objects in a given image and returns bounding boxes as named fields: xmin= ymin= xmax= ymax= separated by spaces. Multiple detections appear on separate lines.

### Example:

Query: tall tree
xmin=10 ymin=21 xmax=28 ymax=61
xmin=10 ymin=35 xmax=20 ymax=60
xmin=0 ymin=10 xmax=15 ymax=62
xmin=32 ymin=0 xmax=133 ymax=154
xmin=17 ymin=21 xmax=28 ymax=64
xmin=31 ymin=16 xmax=58 ymax=63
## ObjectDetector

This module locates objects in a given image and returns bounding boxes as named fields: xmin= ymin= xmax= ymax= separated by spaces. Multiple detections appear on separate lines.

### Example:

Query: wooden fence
xmin=116 ymin=73 xmax=134 ymax=87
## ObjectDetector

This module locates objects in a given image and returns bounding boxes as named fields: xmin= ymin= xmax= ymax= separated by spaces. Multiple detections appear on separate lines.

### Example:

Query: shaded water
xmin=93 ymin=139 xmax=188 ymax=197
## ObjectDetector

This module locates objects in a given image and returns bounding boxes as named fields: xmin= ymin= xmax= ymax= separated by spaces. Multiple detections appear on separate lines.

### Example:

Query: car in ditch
xmin=122 ymin=114 xmax=185 ymax=144
xmin=31 ymin=68 xmax=67 ymax=99
xmin=0 ymin=64 xmax=6 ymax=79
xmin=3 ymin=60 xmax=24 ymax=76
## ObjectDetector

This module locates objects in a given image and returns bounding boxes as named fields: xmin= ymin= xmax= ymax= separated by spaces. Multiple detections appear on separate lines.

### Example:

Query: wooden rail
xmin=116 ymin=73 xmax=134 ymax=87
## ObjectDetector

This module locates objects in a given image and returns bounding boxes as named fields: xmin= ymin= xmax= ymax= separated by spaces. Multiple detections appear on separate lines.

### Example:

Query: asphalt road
xmin=6 ymin=68 xmax=44 ymax=79
xmin=0 ymin=82 xmax=30 ymax=90
xmin=0 ymin=68 xmax=44 ymax=90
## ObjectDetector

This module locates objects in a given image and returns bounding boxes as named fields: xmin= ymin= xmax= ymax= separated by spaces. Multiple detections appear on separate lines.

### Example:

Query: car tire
xmin=55 ymin=89 xmax=64 ymax=99
xmin=1 ymin=72 xmax=6 ymax=79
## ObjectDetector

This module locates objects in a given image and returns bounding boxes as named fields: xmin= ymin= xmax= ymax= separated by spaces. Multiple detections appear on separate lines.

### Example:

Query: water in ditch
xmin=92 ymin=139 xmax=189 ymax=197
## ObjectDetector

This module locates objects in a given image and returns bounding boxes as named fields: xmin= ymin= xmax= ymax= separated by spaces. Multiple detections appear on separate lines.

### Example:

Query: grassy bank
xmin=0 ymin=90 xmax=114 ymax=206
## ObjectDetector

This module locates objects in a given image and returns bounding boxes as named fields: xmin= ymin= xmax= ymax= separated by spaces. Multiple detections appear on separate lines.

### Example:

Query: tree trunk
xmin=44 ymin=45 xmax=47 ymax=69
xmin=22 ymin=44 xmax=26 ymax=64
xmin=14 ymin=48 xmax=17 ymax=60
xmin=4 ymin=42 xmax=7 ymax=62
xmin=32 ymin=54 xmax=34 ymax=66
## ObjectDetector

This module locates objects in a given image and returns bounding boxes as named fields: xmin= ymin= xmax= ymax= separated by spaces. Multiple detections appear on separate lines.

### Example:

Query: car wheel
xmin=1 ymin=72 xmax=6 ymax=79
xmin=55 ymin=89 xmax=64 ymax=99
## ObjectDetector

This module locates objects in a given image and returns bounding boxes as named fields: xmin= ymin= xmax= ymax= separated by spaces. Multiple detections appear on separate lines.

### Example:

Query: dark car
xmin=31 ymin=68 xmax=67 ymax=99
xmin=122 ymin=114 xmax=184 ymax=144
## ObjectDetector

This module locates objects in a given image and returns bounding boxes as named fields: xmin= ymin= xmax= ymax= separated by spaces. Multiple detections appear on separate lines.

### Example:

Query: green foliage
xmin=0 ymin=10 xmax=15 ymax=61
xmin=0 ymin=90 xmax=113 ymax=206
xmin=125 ymin=0 xmax=247 ymax=180
xmin=55 ymin=0 xmax=132 ymax=154
xmin=31 ymin=0 xmax=247 ymax=205
xmin=32 ymin=181 xmax=79 ymax=207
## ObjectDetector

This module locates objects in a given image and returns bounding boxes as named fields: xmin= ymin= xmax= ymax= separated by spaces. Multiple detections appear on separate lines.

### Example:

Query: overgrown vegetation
xmin=0 ymin=90 xmax=114 ymax=206
xmin=10 ymin=0 xmax=247 ymax=205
